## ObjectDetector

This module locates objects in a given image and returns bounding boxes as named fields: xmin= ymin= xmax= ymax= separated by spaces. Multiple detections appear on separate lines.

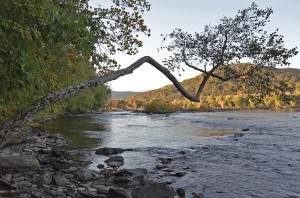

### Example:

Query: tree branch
xmin=0 ymin=56 xmax=200 ymax=148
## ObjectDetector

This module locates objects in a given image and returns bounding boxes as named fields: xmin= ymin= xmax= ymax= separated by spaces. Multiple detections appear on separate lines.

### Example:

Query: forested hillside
xmin=107 ymin=67 xmax=300 ymax=111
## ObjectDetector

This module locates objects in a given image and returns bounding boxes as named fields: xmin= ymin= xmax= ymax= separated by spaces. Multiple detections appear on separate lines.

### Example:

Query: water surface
xmin=41 ymin=110 xmax=300 ymax=197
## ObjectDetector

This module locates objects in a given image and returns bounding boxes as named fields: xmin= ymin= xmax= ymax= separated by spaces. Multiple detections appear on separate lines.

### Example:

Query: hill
xmin=111 ymin=91 xmax=141 ymax=99
xmin=107 ymin=67 xmax=300 ymax=110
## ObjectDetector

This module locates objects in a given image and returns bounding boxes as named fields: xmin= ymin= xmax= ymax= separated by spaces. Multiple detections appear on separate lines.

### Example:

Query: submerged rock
xmin=97 ymin=164 xmax=105 ymax=169
xmin=160 ymin=157 xmax=173 ymax=164
xmin=241 ymin=128 xmax=250 ymax=131
xmin=95 ymin=147 xmax=125 ymax=156
xmin=105 ymin=155 xmax=124 ymax=168
xmin=176 ymin=187 xmax=186 ymax=198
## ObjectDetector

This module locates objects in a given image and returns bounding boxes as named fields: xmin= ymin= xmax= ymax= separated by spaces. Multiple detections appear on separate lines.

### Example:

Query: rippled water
xmin=42 ymin=112 xmax=238 ymax=149
xmin=42 ymin=110 xmax=300 ymax=197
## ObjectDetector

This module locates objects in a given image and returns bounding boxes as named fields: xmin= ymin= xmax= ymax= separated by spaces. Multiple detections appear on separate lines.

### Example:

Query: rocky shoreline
xmin=0 ymin=129 xmax=188 ymax=198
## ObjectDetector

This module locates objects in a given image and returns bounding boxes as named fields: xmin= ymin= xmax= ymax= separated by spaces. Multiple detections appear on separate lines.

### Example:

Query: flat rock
xmin=52 ymin=174 xmax=70 ymax=186
xmin=0 ymin=155 xmax=40 ymax=173
xmin=95 ymin=147 xmax=125 ymax=156
xmin=75 ymin=168 xmax=98 ymax=182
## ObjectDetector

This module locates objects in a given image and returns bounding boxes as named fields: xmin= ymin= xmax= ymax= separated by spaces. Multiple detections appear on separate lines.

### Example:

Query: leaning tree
xmin=0 ymin=3 xmax=297 ymax=148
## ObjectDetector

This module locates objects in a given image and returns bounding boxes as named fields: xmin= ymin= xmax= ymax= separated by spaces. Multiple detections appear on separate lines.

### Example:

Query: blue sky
xmin=91 ymin=0 xmax=300 ymax=91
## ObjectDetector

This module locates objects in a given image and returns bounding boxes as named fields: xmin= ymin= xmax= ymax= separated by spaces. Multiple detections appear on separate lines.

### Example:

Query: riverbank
xmin=0 ymin=129 xmax=185 ymax=198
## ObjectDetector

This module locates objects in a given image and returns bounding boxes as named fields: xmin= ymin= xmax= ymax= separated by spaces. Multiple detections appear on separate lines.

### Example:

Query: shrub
xmin=144 ymin=100 xmax=177 ymax=114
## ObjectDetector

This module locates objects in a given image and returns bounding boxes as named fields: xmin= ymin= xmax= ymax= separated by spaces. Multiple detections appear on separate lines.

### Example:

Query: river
xmin=41 ymin=110 xmax=300 ymax=197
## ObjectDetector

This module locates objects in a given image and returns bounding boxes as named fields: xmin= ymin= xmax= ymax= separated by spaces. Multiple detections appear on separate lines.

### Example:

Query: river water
xmin=42 ymin=110 xmax=300 ymax=197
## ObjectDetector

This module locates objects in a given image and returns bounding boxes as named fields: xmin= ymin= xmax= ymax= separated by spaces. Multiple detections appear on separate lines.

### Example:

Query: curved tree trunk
xmin=0 ymin=56 xmax=202 ymax=148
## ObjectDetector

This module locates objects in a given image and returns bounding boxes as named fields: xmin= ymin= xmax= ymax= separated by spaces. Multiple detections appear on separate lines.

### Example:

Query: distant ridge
xmin=126 ymin=67 xmax=300 ymax=102
xmin=111 ymin=91 xmax=141 ymax=99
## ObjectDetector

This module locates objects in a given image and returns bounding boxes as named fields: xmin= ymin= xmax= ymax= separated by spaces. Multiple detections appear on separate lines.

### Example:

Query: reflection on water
xmin=41 ymin=112 xmax=237 ymax=150
xmin=41 ymin=116 xmax=106 ymax=150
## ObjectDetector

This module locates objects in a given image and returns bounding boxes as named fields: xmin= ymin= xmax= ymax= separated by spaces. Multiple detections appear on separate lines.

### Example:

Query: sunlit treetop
xmin=161 ymin=3 xmax=297 ymax=73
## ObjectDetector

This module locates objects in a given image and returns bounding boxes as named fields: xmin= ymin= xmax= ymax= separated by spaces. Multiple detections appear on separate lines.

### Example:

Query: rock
xmin=52 ymin=159 xmax=72 ymax=170
xmin=97 ymin=164 xmax=105 ymax=169
xmin=233 ymin=133 xmax=245 ymax=138
xmin=227 ymin=117 xmax=234 ymax=120
xmin=38 ymin=149 xmax=52 ymax=154
xmin=97 ymin=185 xmax=109 ymax=194
xmin=105 ymin=155 xmax=124 ymax=168
xmin=114 ymin=169 xmax=132 ymax=177
xmin=170 ymin=171 xmax=187 ymax=177
xmin=34 ymin=171 xmax=52 ymax=186
xmin=130 ymin=183 xmax=176 ymax=198
xmin=0 ymin=155 xmax=40 ymax=173
xmin=66 ymin=187 xmax=76 ymax=197
xmin=51 ymin=149 xmax=68 ymax=157
xmin=16 ymin=180 xmax=32 ymax=188
xmin=161 ymin=168 xmax=174 ymax=172
xmin=107 ymin=188 xmax=131 ymax=198
xmin=160 ymin=157 xmax=172 ymax=164
xmin=78 ymin=189 xmax=100 ymax=198
xmin=95 ymin=147 xmax=125 ymax=156
xmin=241 ymin=128 xmax=250 ymax=131
xmin=75 ymin=168 xmax=98 ymax=182
xmin=31 ymin=191 xmax=43 ymax=198
xmin=126 ymin=168 xmax=148 ymax=180
xmin=0 ymin=179 xmax=17 ymax=190
xmin=114 ymin=168 xmax=147 ymax=177
xmin=156 ymin=164 xmax=169 ymax=169
xmin=113 ymin=177 xmax=133 ymax=184
xmin=52 ymin=174 xmax=70 ymax=186
xmin=176 ymin=188 xmax=185 ymax=197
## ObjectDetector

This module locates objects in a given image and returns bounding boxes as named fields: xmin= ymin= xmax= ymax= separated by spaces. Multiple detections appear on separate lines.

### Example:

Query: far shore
xmin=103 ymin=106 xmax=300 ymax=114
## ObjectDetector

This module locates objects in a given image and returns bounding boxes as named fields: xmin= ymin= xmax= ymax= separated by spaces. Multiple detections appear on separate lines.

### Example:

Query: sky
xmin=91 ymin=0 xmax=300 ymax=92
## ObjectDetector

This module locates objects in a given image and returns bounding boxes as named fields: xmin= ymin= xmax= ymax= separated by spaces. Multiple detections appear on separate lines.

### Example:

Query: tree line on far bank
xmin=107 ymin=67 xmax=300 ymax=112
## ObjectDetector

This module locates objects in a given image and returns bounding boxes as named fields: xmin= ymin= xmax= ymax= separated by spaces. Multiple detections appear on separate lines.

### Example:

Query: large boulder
xmin=0 ymin=155 xmax=40 ymax=173
xmin=95 ymin=147 xmax=125 ymax=156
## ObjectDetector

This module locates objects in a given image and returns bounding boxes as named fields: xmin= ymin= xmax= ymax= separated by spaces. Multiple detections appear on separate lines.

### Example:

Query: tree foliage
xmin=160 ymin=3 xmax=298 ymax=101
xmin=0 ymin=0 xmax=150 ymax=124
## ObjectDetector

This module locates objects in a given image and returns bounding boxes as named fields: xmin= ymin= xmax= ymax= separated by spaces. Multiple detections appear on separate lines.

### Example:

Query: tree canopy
xmin=0 ymin=0 xmax=151 ymax=124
